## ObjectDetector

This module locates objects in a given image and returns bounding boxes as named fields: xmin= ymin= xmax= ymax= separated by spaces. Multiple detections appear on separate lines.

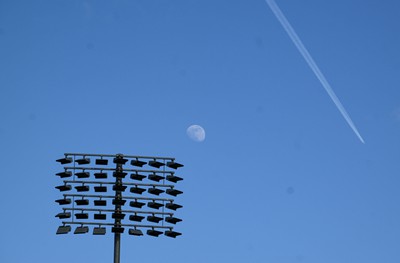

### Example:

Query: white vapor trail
xmin=265 ymin=0 xmax=365 ymax=143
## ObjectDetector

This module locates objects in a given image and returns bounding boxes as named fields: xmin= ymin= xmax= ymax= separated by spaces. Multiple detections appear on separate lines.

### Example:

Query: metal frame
xmin=54 ymin=153 xmax=184 ymax=263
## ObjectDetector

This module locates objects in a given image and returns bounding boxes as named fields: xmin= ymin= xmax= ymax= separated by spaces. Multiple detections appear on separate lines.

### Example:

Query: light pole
xmin=54 ymin=153 xmax=184 ymax=263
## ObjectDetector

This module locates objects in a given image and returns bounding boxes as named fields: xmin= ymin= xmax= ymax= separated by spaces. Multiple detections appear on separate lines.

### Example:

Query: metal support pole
xmin=114 ymin=158 xmax=123 ymax=263
xmin=114 ymin=231 xmax=121 ymax=263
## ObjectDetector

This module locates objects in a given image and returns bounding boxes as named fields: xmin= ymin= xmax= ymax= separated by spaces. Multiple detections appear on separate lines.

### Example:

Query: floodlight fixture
xmin=148 ymin=173 xmax=165 ymax=182
xmin=113 ymin=171 xmax=127 ymax=178
xmin=75 ymin=185 xmax=90 ymax=192
xmin=147 ymin=215 xmax=163 ymax=223
xmin=147 ymin=201 xmax=164 ymax=210
xmin=56 ymin=157 xmax=72 ymax=164
xmin=74 ymin=226 xmax=89 ymax=234
xmin=56 ymin=225 xmax=71 ymax=234
xmin=75 ymin=212 xmax=89 ymax=219
xmin=148 ymin=160 xmax=165 ymax=168
xmin=165 ymin=216 xmax=182 ymax=224
xmin=148 ymin=187 xmax=164 ymax=196
xmin=129 ymin=228 xmax=143 ymax=236
xmin=55 ymin=198 xmax=71 ymax=205
xmin=96 ymin=158 xmax=108 ymax=165
xmin=113 ymin=184 xmax=127 ymax=192
xmin=166 ymin=175 xmax=183 ymax=183
xmin=112 ymin=199 xmax=126 ymax=206
xmin=94 ymin=172 xmax=107 ymax=179
xmin=55 ymin=212 xmax=71 ymax=219
xmin=75 ymin=157 xmax=90 ymax=165
xmin=113 ymin=157 xmax=128 ymax=165
xmin=130 ymin=172 xmax=146 ymax=181
xmin=147 ymin=229 xmax=163 ymax=237
xmin=75 ymin=199 xmax=89 ymax=206
xmin=94 ymin=213 xmax=107 ymax=220
xmin=129 ymin=214 xmax=145 ymax=222
xmin=94 ymin=186 xmax=107 ymax=192
xmin=56 ymin=171 xmax=72 ymax=178
xmin=130 ymin=186 xmax=146 ymax=194
xmin=111 ymin=227 xmax=124 ymax=233
xmin=165 ymin=230 xmax=182 ymax=238
xmin=166 ymin=161 xmax=184 ymax=169
xmin=166 ymin=202 xmax=182 ymax=211
xmin=112 ymin=213 xmax=126 ymax=220
xmin=130 ymin=200 xmax=145 ymax=208
xmin=131 ymin=159 xmax=147 ymax=167
xmin=75 ymin=171 xmax=90 ymax=178
xmin=55 ymin=184 xmax=72 ymax=192
xmin=94 ymin=199 xmax=107 ymax=206
xmin=93 ymin=227 xmax=106 ymax=235
xmin=166 ymin=188 xmax=183 ymax=197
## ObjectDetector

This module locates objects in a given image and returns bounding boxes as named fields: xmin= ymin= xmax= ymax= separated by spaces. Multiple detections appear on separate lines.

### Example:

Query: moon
xmin=186 ymin=125 xmax=206 ymax=142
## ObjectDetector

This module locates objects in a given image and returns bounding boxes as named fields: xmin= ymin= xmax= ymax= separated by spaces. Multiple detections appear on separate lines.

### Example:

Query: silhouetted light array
xmin=55 ymin=153 xmax=184 ymax=239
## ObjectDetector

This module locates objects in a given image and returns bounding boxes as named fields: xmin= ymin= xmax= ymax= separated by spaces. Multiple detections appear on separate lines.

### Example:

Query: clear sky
xmin=1 ymin=0 xmax=400 ymax=262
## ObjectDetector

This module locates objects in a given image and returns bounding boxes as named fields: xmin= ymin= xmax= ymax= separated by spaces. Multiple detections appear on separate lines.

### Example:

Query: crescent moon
xmin=186 ymin=125 xmax=206 ymax=142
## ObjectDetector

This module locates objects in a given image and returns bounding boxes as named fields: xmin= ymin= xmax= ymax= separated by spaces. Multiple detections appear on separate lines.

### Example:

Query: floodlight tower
xmin=54 ymin=153 xmax=184 ymax=263
xmin=113 ymin=154 xmax=125 ymax=263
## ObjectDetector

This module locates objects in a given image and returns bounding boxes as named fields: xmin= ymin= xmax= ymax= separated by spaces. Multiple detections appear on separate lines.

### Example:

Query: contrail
xmin=265 ymin=0 xmax=365 ymax=143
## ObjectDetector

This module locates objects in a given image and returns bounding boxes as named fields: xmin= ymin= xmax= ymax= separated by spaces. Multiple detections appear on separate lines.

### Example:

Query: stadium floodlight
xmin=166 ymin=161 xmax=184 ymax=169
xmin=112 ymin=199 xmax=126 ymax=206
xmin=130 ymin=172 xmax=146 ymax=181
xmin=130 ymin=186 xmax=146 ymax=194
xmin=95 ymin=158 xmax=108 ymax=165
xmin=55 ymin=212 xmax=71 ymax=219
xmin=56 ymin=225 xmax=71 ymax=234
xmin=94 ymin=199 xmax=107 ymax=206
xmin=113 ymin=184 xmax=127 ymax=192
xmin=112 ymin=212 xmax=126 ymax=220
xmin=148 ymin=187 xmax=164 ymax=196
xmin=113 ymin=171 xmax=127 ymax=178
xmin=113 ymin=157 xmax=128 ymax=165
xmin=166 ymin=175 xmax=183 ymax=183
xmin=55 ymin=198 xmax=71 ymax=205
xmin=129 ymin=228 xmax=143 ymax=236
xmin=130 ymin=200 xmax=145 ymax=208
xmin=75 ymin=185 xmax=90 ymax=192
xmin=75 ymin=199 xmax=89 ymax=206
xmin=56 ymin=171 xmax=72 ymax=178
xmin=129 ymin=214 xmax=145 ymax=222
xmin=74 ymin=226 xmax=89 ymax=234
xmin=75 ymin=172 xmax=90 ymax=178
xmin=166 ymin=202 xmax=182 ymax=211
xmin=111 ymin=227 xmax=124 ymax=233
xmin=147 ymin=201 xmax=164 ymax=210
xmin=166 ymin=188 xmax=183 ymax=197
xmin=148 ymin=173 xmax=165 ymax=182
xmin=55 ymin=184 xmax=72 ymax=192
xmin=130 ymin=159 xmax=146 ymax=167
xmin=93 ymin=227 xmax=107 ymax=235
xmin=75 ymin=212 xmax=89 ymax=219
xmin=165 ymin=230 xmax=182 ymax=238
xmin=94 ymin=186 xmax=107 ymax=192
xmin=94 ymin=172 xmax=108 ymax=179
xmin=56 ymin=157 xmax=72 ymax=165
xmin=148 ymin=160 xmax=165 ymax=168
xmin=55 ymin=152 xmax=184 ymax=263
xmin=75 ymin=158 xmax=90 ymax=165
xmin=165 ymin=216 xmax=182 ymax=224
xmin=147 ymin=215 xmax=163 ymax=223
xmin=94 ymin=213 xmax=107 ymax=220
xmin=147 ymin=229 xmax=163 ymax=237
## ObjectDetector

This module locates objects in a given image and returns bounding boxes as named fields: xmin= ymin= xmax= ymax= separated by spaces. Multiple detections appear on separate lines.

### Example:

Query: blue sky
xmin=1 ymin=0 xmax=400 ymax=262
